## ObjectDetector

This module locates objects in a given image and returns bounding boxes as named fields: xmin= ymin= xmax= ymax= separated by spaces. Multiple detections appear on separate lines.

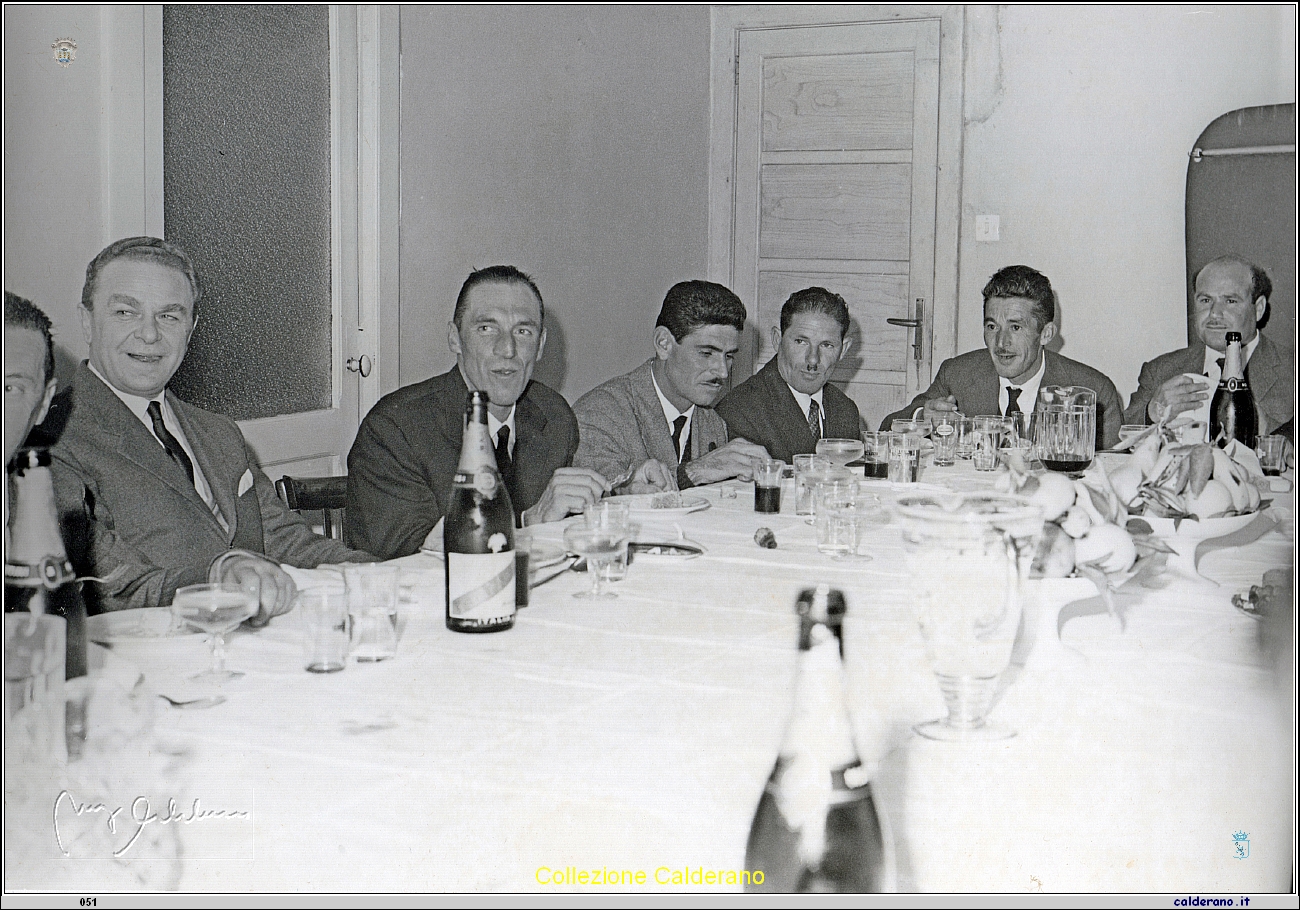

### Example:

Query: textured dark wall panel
xmin=163 ymin=5 xmax=332 ymax=420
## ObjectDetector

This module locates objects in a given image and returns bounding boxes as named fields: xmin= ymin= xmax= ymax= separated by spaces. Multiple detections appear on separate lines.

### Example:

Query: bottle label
xmin=452 ymin=470 xmax=501 ymax=500
xmin=447 ymin=552 xmax=516 ymax=622
xmin=1222 ymin=378 xmax=1248 ymax=392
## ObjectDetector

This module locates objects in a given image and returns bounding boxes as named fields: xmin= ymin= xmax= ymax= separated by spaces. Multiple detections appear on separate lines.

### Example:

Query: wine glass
xmin=563 ymin=524 xmax=628 ymax=601
xmin=894 ymin=493 xmax=1043 ymax=740
xmin=816 ymin=437 xmax=865 ymax=471
xmin=171 ymin=583 xmax=259 ymax=683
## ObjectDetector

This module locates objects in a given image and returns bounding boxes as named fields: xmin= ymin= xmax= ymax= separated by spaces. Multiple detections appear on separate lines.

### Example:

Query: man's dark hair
xmin=1196 ymin=256 xmax=1273 ymax=330
xmin=453 ymin=265 xmax=544 ymax=329
xmin=655 ymin=280 xmax=746 ymax=342
xmin=981 ymin=265 xmax=1055 ymax=330
xmin=81 ymin=236 xmax=201 ymax=313
xmin=5 ymin=291 xmax=55 ymax=383
xmin=779 ymin=287 xmax=850 ymax=338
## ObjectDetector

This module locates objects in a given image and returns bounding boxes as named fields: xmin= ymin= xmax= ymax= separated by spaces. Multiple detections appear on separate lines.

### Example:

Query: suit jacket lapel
xmin=762 ymin=358 xmax=815 ymax=453
xmin=77 ymin=366 xmax=214 ymax=519
xmin=168 ymin=392 xmax=239 ymax=540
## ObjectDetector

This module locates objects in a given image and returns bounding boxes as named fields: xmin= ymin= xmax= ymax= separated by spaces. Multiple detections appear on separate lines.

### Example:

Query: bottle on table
xmin=444 ymin=390 xmax=516 ymax=633
xmin=1209 ymin=331 xmax=1258 ymax=449
xmin=745 ymin=585 xmax=890 ymax=893
xmin=5 ymin=448 xmax=89 ymax=759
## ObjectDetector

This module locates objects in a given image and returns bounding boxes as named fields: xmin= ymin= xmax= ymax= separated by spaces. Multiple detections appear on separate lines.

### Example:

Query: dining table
xmin=5 ymin=456 xmax=1294 ymax=895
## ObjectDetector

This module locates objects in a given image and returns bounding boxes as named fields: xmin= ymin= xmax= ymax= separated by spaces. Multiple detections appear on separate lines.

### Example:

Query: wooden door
xmin=730 ymin=18 xmax=942 ymax=430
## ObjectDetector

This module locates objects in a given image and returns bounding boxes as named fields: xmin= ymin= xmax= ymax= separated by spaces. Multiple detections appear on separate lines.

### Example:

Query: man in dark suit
xmin=716 ymin=287 xmax=862 ymax=463
xmin=573 ymin=280 xmax=771 ymax=491
xmin=347 ymin=266 xmax=606 ymax=558
xmin=880 ymin=265 xmax=1124 ymax=450
xmin=50 ymin=237 xmax=369 ymax=618
xmin=1125 ymin=256 xmax=1293 ymax=436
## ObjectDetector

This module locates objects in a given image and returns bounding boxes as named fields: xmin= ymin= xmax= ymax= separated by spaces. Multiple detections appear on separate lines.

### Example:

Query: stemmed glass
xmin=816 ymin=437 xmax=865 ymax=471
xmin=171 ymin=582 xmax=259 ymax=683
xmin=564 ymin=523 xmax=629 ymax=601
xmin=894 ymin=493 xmax=1043 ymax=740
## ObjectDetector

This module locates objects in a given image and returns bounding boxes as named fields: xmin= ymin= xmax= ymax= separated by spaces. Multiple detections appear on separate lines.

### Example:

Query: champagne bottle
xmin=1209 ymin=331 xmax=1258 ymax=449
xmin=745 ymin=585 xmax=890 ymax=893
xmin=444 ymin=391 xmax=516 ymax=633
xmin=5 ymin=448 xmax=87 ymax=679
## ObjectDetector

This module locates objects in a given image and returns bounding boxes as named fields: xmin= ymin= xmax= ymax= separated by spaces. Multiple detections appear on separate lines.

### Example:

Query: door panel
xmin=733 ymin=18 xmax=941 ymax=430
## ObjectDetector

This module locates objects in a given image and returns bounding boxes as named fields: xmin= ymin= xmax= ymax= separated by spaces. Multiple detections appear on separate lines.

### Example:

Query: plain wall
xmin=4 ymin=5 xmax=106 ymax=387
xmin=958 ymin=5 xmax=1296 ymax=401
xmin=396 ymin=5 xmax=711 ymax=399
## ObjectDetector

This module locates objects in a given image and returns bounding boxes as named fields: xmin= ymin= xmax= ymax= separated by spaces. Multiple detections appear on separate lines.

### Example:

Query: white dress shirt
xmin=650 ymin=368 xmax=694 ymax=461
xmin=785 ymin=384 xmax=826 ymax=436
xmin=999 ymin=353 xmax=1047 ymax=417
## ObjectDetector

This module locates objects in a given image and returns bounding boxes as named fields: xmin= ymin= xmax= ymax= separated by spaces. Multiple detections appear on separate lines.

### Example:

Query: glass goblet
xmin=171 ymin=582 xmax=259 ymax=684
xmin=816 ymin=437 xmax=865 ymax=471
xmin=563 ymin=524 xmax=628 ymax=601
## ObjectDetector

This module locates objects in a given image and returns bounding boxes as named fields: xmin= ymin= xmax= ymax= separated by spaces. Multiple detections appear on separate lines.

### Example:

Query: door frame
xmin=99 ymin=4 xmax=400 ymax=474
xmin=707 ymin=4 xmax=965 ymax=386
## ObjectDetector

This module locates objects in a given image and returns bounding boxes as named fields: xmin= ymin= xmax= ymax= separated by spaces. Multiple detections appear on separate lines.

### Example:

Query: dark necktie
xmin=494 ymin=426 xmax=516 ymax=499
xmin=671 ymin=415 xmax=691 ymax=464
xmin=147 ymin=400 xmax=195 ymax=485
xmin=1217 ymin=357 xmax=1225 ymax=373
xmin=807 ymin=399 xmax=822 ymax=442
xmin=1005 ymin=387 xmax=1022 ymax=416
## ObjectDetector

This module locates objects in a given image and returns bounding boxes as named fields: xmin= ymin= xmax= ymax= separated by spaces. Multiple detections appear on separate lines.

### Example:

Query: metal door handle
xmin=889 ymin=299 xmax=926 ymax=363
xmin=346 ymin=355 xmax=372 ymax=377
xmin=886 ymin=318 xmax=921 ymax=328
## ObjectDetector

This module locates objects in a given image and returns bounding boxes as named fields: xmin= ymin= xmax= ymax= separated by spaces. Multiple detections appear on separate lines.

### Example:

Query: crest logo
xmin=1232 ymin=829 xmax=1249 ymax=860
xmin=52 ymin=37 xmax=77 ymax=67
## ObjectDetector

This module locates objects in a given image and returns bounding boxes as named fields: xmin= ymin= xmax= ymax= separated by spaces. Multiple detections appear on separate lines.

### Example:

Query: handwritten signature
xmin=54 ymin=790 xmax=249 ymax=857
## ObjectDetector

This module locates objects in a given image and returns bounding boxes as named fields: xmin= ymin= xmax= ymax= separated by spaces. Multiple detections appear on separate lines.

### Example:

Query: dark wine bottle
xmin=1209 ymin=331 xmax=1258 ymax=449
xmin=744 ymin=585 xmax=890 ymax=893
xmin=5 ymin=448 xmax=88 ymax=679
xmin=444 ymin=391 xmax=516 ymax=633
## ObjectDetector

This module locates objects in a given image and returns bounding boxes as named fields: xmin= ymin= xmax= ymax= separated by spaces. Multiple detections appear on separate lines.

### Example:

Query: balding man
xmin=1125 ymin=256 xmax=1293 ymax=437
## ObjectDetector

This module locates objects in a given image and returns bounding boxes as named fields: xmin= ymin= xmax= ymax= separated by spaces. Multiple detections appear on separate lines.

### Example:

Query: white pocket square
xmin=237 ymin=469 xmax=255 ymax=497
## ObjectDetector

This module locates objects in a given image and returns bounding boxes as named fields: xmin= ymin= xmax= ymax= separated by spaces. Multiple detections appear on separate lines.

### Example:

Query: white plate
xmin=86 ymin=608 xmax=199 ymax=644
xmin=613 ymin=492 xmax=711 ymax=517
xmin=1143 ymin=510 xmax=1263 ymax=541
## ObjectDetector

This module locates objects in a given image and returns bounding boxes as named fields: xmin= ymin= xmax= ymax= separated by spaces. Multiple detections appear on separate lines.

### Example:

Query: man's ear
xmin=652 ymin=325 xmax=675 ymax=360
xmin=36 ymin=378 xmax=57 ymax=426
xmin=1038 ymin=320 xmax=1058 ymax=347
xmin=536 ymin=326 xmax=547 ymax=361
xmin=769 ymin=325 xmax=782 ymax=352
xmin=1254 ymin=295 xmax=1268 ymax=325
xmin=79 ymin=306 xmax=93 ymax=346
xmin=447 ymin=320 xmax=462 ymax=358
xmin=839 ymin=336 xmax=853 ymax=361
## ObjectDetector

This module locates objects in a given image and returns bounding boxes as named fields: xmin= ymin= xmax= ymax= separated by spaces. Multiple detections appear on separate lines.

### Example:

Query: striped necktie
xmin=807 ymin=399 xmax=822 ymax=442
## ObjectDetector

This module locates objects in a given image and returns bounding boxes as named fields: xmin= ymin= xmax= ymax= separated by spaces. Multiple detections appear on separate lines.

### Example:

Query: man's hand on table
xmin=683 ymin=438 xmax=771 ymax=485
xmin=210 ymin=551 xmax=297 ymax=627
xmin=1147 ymin=374 xmax=1211 ymax=423
xmin=620 ymin=458 xmax=678 ymax=494
xmin=521 ymin=467 xmax=607 ymax=526
xmin=922 ymin=395 xmax=959 ymax=423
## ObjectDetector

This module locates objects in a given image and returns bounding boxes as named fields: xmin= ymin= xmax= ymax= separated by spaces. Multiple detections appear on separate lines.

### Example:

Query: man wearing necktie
xmin=880 ymin=265 xmax=1124 ymax=449
xmin=48 ymin=237 xmax=371 ymax=618
xmin=716 ymin=287 xmax=863 ymax=464
xmin=573 ymin=280 xmax=771 ymax=490
xmin=1124 ymin=256 xmax=1293 ymax=439
xmin=347 ymin=266 xmax=608 ymax=559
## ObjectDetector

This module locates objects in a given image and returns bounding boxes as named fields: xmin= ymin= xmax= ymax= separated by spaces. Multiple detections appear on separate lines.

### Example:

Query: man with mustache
xmin=881 ymin=265 xmax=1124 ymax=450
xmin=716 ymin=287 xmax=862 ymax=464
xmin=574 ymin=280 xmax=771 ymax=491
xmin=1125 ymin=256 xmax=1292 ymax=438
xmin=49 ymin=237 xmax=370 ymax=619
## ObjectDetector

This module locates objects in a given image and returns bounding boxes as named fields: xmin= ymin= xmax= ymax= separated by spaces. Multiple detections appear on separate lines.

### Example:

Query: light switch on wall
xmin=975 ymin=214 xmax=1000 ymax=242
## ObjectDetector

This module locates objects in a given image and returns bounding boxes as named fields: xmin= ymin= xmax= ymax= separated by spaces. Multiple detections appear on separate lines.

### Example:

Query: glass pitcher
xmin=1034 ymin=385 xmax=1096 ymax=475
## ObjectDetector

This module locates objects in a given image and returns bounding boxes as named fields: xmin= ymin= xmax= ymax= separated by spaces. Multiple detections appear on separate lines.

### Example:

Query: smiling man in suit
xmin=573 ymin=280 xmax=771 ymax=491
xmin=716 ymin=287 xmax=862 ymax=463
xmin=1125 ymin=256 xmax=1293 ymax=436
xmin=881 ymin=265 xmax=1124 ymax=450
xmin=50 ymin=237 xmax=370 ymax=619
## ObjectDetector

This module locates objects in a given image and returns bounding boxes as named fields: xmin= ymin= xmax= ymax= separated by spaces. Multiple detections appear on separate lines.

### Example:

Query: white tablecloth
xmin=8 ymin=462 xmax=1294 ymax=893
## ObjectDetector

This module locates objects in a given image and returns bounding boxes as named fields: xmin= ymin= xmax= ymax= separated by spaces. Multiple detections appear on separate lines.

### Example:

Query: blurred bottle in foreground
xmin=745 ymin=585 xmax=892 ymax=892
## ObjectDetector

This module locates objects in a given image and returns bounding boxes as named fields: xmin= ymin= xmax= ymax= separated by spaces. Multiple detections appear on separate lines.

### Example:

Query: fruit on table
xmin=1185 ymin=478 xmax=1234 ymax=520
xmin=1030 ymin=522 xmax=1077 ymax=578
xmin=1023 ymin=472 xmax=1076 ymax=523
xmin=1074 ymin=524 xmax=1137 ymax=575
xmin=1107 ymin=463 xmax=1144 ymax=508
